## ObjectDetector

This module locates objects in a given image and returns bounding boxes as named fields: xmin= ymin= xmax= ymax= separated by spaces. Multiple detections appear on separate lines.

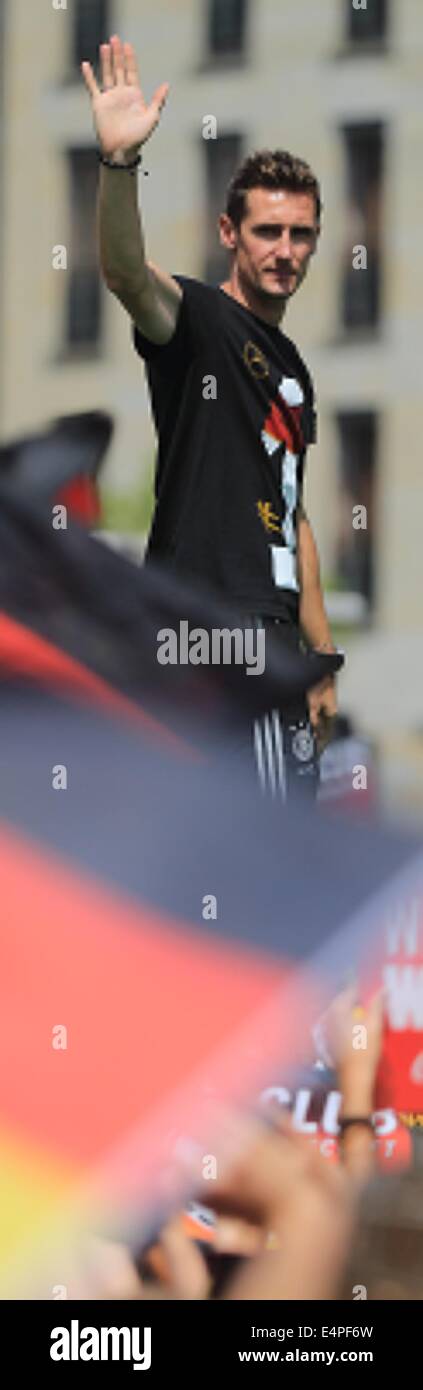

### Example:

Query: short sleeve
xmin=131 ymin=271 xmax=196 ymax=366
xmin=131 ymin=271 xmax=221 ymax=366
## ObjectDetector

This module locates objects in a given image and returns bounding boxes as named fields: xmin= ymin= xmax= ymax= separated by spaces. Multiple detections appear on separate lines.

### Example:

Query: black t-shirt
xmin=132 ymin=275 xmax=317 ymax=621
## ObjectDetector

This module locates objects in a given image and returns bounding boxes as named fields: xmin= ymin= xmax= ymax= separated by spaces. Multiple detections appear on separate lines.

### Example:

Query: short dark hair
xmin=225 ymin=148 xmax=322 ymax=230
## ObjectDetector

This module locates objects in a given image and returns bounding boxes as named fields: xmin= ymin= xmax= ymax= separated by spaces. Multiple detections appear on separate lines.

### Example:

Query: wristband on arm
xmin=98 ymin=151 xmax=142 ymax=172
xmin=338 ymin=1116 xmax=374 ymax=1135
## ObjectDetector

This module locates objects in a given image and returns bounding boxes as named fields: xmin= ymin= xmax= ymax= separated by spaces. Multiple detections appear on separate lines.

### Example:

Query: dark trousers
xmin=251 ymin=616 xmax=319 ymax=802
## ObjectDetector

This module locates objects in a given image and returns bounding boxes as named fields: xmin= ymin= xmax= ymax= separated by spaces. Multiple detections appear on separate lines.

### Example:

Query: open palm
xmin=82 ymin=34 xmax=169 ymax=157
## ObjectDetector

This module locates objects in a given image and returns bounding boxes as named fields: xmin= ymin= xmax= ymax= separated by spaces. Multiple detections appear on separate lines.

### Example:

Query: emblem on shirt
xmin=291 ymin=727 xmax=315 ymax=763
xmin=243 ymin=341 xmax=270 ymax=379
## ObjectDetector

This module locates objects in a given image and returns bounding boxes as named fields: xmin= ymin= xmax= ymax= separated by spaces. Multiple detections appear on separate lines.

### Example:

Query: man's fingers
xmin=81 ymin=61 xmax=100 ymax=100
xmin=100 ymin=42 xmax=113 ymax=90
xmin=124 ymin=41 xmax=141 ymax=89
xmin=307 ymin=698 xmax=319 ymax=729
xmin=150 ymin=82 xmax=170 ymax=114
xmin=110 ymin=33 xmax=125 ymax=85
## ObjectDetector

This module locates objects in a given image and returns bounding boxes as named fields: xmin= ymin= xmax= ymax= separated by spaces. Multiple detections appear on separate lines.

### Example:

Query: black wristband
xmin=98 ymin=151 xmax=142 ymax=172
xmin=338 ymin=1116 xmax=374 ymax=1135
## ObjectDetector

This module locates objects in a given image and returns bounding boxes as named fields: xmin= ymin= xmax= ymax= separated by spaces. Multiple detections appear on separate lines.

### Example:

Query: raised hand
xmin=81 ymin=34 xmax=169 ymax=159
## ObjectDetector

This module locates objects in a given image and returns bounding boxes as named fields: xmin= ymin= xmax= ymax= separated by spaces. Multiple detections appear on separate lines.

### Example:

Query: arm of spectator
xmin=321 ymin=986 xmax=384 ymax=1186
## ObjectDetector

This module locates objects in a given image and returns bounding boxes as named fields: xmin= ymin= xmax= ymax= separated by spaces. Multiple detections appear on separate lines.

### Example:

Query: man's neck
xmin=219 ymin=268 xmax=287 ymax=329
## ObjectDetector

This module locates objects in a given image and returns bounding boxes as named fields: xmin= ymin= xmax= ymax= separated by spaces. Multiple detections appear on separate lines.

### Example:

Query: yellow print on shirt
xmin=243 ymin=341 xmax=270 ymax=379
xmin=257 ymin=499 xmax=281 ymax=534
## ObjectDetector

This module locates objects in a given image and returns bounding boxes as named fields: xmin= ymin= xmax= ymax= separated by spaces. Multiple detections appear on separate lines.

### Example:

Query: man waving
xmin=82 ymin=35 xmax=338 ymax=798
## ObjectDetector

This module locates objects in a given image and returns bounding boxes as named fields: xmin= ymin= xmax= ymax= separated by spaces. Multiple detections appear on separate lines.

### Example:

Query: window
xmin=335 ymin=412 xmax=377 ymax=606
xmin=65 ymin=149 xmax=102 ymax=350
xmin=347 ymin=0 xmax=388 ymax=45
xmin=73 ymin=0 xmax=110 ymax=72
xmin=202 ymin=133 xmax=244 ymax=285
xmin=340 ymin=123 xmax=385 ymax=332
xmin=208 ymin=0 xmax=248 ymax=60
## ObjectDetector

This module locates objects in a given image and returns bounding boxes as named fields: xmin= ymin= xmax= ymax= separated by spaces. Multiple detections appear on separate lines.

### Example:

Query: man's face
xmin=220 ymin=187 xmax=319 ymax=304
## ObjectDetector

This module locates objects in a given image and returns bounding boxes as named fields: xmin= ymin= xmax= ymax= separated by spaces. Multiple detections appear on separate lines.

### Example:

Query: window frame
xmin=70 ymin=0 xmax=111 ymax=79
xmin=333 ymin=409 xmax=378 ymax=612
xmin=202 ymin=0 xmax=250 ymax=70
xmin=62 ymin=146 xmax=103 ymax=357
xmin=338 ymin=120 xmax=385 ymax=338
xmin=344 ymin=0 xmax=389 ymax=52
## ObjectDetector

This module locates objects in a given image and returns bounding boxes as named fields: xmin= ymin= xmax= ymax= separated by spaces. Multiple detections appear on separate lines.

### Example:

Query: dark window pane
xmin=341 ymin=123 xmax=384 ymax=330
xmin=343 ymin=260 xmax=379 ymax=328
xmin=335 ymin=412 xmax=377 ymax=604
xmin=73 ymin=0 xmax=109 ymax=70
xmin=67 ymin=266 xmax=101 ymax=346
xmin=66 ymin=149 xmax=101 ymax=348
xmin=347 ymin=0 xmax=388 ymax=43
xmin=209 ymin=0 xmax=247 ymax=55
xmin=202 ymin=133 xmax=244 ymax=284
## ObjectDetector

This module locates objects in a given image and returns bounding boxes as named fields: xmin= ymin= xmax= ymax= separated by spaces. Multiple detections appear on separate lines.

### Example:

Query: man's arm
xmin=297 ymin=507 xmax=335 ymax=653
xmin=82 ymin=35 xmax=182 ymax=344
xmin=98 ymin=166 xmax=183 ymax=342
xmin=297 ymin=507 xmax=338 ymax=731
